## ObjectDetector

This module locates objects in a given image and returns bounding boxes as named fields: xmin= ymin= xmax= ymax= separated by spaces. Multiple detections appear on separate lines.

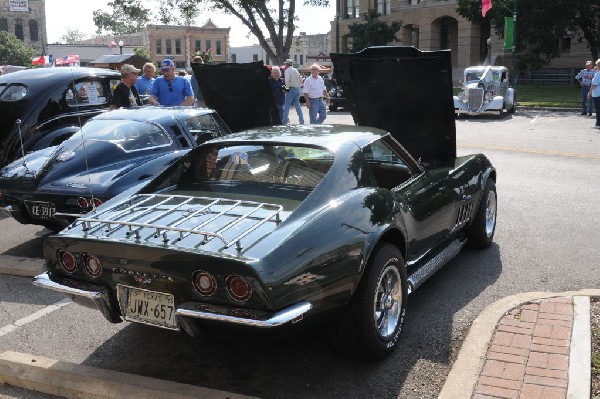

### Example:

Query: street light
xmin=118 ymin=40 xmax=124 ymax=55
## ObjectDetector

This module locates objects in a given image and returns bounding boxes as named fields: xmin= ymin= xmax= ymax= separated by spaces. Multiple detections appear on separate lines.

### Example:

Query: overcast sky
xmin=44 ymin=0 xmax=336 ymax=46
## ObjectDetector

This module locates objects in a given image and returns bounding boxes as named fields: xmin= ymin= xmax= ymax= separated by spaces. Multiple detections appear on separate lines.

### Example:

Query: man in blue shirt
xmin=134 ymin=62 xmax=156 ymax=96
xmin=149 ymin=59 xmax=194 ymax=106
xmin=575 ymin=60 xmax=596 ymax=116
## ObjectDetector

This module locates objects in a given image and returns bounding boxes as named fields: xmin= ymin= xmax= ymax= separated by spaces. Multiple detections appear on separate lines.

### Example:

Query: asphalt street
xmin=0 ymin=109 xmax=599 ymax=398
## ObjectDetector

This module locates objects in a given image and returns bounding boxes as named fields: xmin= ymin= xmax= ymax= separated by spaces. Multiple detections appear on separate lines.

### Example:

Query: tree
xmin=60 ymin=29 xmax=87 ymax=44
xmin=347 ymin=9 xmax=401 ymax=53
xmin=134 ymin=47 xmax=151 ymax=60
xmin=0 ymin=31 xmax=37 ymax=66
xmin=93 ymin=0 xmax=152 ymax=35
xmin=456 ymin=0 xmax=600 ymax=71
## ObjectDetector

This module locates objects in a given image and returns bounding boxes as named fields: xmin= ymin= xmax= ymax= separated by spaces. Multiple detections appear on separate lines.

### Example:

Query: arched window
xmin=15 ymin=19 xmax=24 ymax=40
xmin=29 ymin=19 xmax=38 ymax=42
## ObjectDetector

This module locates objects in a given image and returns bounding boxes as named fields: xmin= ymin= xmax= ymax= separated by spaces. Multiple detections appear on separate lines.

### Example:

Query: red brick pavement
xmin=472 ymin=297 xmax=573 ymax=399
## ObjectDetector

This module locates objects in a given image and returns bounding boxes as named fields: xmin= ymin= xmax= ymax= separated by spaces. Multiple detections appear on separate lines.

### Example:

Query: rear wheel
xmin=329 ymin=104 xmax=338 ymax=112
xmin=329 ymin=243 xmax=407 ymax=360
xmin=467 ymin=179 xmax=497 ymax=248
xmin=508 ymin=96 xmax=517 ymax=113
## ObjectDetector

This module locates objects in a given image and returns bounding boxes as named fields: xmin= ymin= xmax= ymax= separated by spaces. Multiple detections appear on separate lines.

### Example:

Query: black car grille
xmin=467 ymin=88 xmax=484 ymax=112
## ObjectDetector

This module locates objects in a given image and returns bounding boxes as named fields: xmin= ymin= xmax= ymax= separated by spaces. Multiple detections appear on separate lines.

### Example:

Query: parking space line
xmin=0 ymin=299 xmax=70 ymax=338
xmin=458 ymin=144 xmax=600 ymax=160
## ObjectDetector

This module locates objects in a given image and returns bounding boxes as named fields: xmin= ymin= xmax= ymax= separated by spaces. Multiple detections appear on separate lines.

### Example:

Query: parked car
xmin=328 ymin=81 xmax=347 ymax=111
xmin=33 ymin=48 xmax=497 ymax=360
xmin=0 ymin=107 xmax=231 ymax=231
xmin=454 ymin=65 xmax=516 ymax=117
xmin=0 ymin=67 xmax=122 ymax=167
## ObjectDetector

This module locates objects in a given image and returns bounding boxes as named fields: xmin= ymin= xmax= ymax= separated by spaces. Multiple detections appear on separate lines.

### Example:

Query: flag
xmin=504 ymin=17 xmax=514 ymax=50
xmin=482 ymin=0 xmax=492 ymax=17
xmin=109 ymin=40 xmax=117 ymax=48
xmin=31 ymin=55 xmax=45 ymax=65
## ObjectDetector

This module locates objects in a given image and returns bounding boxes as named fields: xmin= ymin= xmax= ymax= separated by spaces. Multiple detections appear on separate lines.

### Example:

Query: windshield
xmin=68 ymin=119 xmax=172 ymax=152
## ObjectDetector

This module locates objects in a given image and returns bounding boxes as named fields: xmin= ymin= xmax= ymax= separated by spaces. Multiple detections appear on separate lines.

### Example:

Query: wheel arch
xmin=361 ymin=227 xmax=407 ymax=276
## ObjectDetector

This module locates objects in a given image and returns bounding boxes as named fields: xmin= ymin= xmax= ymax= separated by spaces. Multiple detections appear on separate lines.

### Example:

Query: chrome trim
xmin=485 ymin=190 xmax=497 ymax=238
xmin=407 ymin=239 xmax=464 ymax=294
xmin=32 ymin=272 xmax=121 ymax=323
xmin=176 ymin=301 xmax=312 ymax=328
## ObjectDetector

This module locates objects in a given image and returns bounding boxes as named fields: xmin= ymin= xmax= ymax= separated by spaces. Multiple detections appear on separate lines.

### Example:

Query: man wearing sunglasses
xmin=149 ymin=59 xmax=194 ymax=106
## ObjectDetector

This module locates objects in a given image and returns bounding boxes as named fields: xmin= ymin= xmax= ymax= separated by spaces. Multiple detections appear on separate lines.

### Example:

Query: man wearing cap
xmin=110 ymin=64 xmax=142 ymax=110
xmin=149 ymin=59 xmax=195 ymax=106
xmin=575 ymin=60 xmax=596 ymax=116
xmin=282 ymin=59 xmax=304 ymax=124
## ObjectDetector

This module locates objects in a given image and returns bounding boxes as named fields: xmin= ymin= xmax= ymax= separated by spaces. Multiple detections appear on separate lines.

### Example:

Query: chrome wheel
xmin=485 ymin=189 xmax=497 ymax=238
xmin=374 ymin=265 xmax=402 ymax=339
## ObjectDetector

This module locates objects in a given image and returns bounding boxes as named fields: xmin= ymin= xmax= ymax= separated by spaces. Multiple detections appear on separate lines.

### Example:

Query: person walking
xmin=110 ymin=64 xmax=142 ymax=109
xmin=282 ymin=59 xmax=304 ymax=124
xmin=575 ymin=60 xmax=596 ymax=116
xmin=134 ymin=62 xmax=156 ymax=97
xmin=149 ymin=59 xmax=194 ymax=106
xmin=588 ymin=59 xmax=600 ymax=129
xmin=268 ymin=66 xmax=285 ymax=124
xmin=303 ymin=64 xmax=329 ymax=124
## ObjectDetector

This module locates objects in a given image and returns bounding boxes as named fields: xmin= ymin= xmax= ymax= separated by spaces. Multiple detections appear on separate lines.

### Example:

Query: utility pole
xmin=512 ymin=0 xmax=517 ymax=85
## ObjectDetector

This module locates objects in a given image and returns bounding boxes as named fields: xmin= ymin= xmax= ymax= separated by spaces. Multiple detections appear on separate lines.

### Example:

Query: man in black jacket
xmin=110 ymin=64 xmax=142 ymax=109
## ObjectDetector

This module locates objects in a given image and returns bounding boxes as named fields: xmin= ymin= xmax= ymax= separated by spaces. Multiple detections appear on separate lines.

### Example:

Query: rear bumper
xmin=32 ymin=272 xmax=313 ymax=332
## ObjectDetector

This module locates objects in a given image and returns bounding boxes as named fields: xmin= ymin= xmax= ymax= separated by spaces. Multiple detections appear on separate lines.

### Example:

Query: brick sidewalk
xmin=473 ymin=297 xmax=574 ymax=399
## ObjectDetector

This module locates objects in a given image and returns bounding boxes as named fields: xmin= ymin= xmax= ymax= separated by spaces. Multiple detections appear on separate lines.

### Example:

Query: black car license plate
xmin=118 ymin=285 xmax=177 ymax=330
xmin=27 ymin=201 xmax=56 ymax=219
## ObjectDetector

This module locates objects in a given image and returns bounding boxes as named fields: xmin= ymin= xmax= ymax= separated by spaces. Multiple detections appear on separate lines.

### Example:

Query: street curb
xmin=568 ymin=296 xmax=591 ymax=399
xmin=0 ymin=351 xmax=258 ymax=399
xmin=0 ymin=255 xmax=44 ymax=277
xmin=438 ymin=289 xmax=600 ymax=399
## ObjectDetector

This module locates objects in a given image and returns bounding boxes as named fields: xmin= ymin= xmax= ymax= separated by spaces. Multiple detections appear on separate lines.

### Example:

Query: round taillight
xmin=226 ymin=275 xmax=252 ymax=302
xmin=92 ymin=198 xmax=103 ymax=207
xmin=192 ymin=270 xmax=217 ymax=296
xmin=82 ymin=253 xmax=102 ymax=278
xmin=77 ymin=197 xmax=89 ymax=208
xmin=58 ymin=250 xmax=77 ymax=274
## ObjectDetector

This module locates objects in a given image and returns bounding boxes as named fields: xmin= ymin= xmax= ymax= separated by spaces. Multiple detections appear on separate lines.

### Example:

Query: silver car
xmin=454 ymin=66 xmax=516 ymax=117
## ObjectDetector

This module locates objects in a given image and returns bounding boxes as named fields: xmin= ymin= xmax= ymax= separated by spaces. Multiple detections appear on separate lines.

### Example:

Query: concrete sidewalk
xmin=440 ymin=290 xmax=600 ymax=399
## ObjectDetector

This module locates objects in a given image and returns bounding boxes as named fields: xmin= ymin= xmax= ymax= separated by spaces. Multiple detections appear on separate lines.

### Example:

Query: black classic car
xmin=33 ymin=47 xmax=497 ymax=360
xmin=0 ymin=107 xmax=231 ymax=231
xmin=327 ymin=81 xmax=347 ymax=111
xmin=0 ymin=67 xmax=122 ymax=167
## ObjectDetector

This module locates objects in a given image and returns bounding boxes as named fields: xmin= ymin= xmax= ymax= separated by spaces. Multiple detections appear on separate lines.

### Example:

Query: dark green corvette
xmin=33 ymin=47 xmax=497 ymax=360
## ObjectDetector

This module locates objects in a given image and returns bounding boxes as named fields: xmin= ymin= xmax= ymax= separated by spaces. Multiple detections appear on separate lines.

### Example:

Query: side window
xmin=364 ymin=139 xmax=406 ymax=165
xmin=67 ymin=79 xmax=109 ymax=107
xmin=185 ymin=115 xmax=222 ymax=144
xmin=363 ymin=139 xmax=413 ymax=189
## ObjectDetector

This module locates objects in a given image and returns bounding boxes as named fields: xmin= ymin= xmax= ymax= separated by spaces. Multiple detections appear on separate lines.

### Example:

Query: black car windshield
xmin=70 ymin=119 xmax=172 ymax=152
xmin=0 ymin=83 xmax=28 ymax=101
xmin=178 ymin=144 xmax=334 ymax=188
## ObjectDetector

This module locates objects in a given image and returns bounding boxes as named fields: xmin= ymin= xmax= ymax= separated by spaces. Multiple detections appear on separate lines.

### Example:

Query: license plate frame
xmin=117 ymin=285 xmax=178 ymax=330
xmin=26 ymin=201 xmax=56 ymax=219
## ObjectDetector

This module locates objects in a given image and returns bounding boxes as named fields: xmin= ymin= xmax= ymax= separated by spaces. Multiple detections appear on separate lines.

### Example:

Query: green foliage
xmin=157 ymin=0 xmax=201 ymax=26
xmin=456 ymin=0 xmax=600 ymax=71
xmin=93 ymin=0 xmax=152 ymax=35
xmin=347 ymin=10 xmax=401 ymax=53
xmin=134 ymin=47 xmax=151 ymax=60
xmin=195 ymin=49 xmax=212 ymax=63
xmin=0 ymin=31 xmax=37 ymax=66
xmin=60 ymin=29 xmax=87 ymax=44
xmin=593 ymin=327 xmax=600 ymax=376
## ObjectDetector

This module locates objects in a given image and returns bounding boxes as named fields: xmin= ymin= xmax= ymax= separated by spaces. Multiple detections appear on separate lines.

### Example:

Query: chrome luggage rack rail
xmin=72 ymin=194 xmax=283 ymax=251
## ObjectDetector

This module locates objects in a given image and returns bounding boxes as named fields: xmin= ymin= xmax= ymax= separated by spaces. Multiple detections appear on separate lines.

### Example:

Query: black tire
xmin=329 ymin=243 xmax=408 ymax=360
xmin=467 ymin=179 xmax=497 ymax=249
xmin=329 ymin=104 xmax=338 ymax=112
xmin=508 ymin=96 xmax=517 ymax=113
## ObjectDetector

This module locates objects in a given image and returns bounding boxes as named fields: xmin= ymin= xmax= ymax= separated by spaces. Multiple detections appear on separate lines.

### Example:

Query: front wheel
xmin=467 ymin=179 xmax=497 ymax=248
xmin=329 ymin=243 xmax=408 ymax=360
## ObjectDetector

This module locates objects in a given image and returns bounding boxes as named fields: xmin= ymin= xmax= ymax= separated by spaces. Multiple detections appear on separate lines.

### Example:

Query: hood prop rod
xmin=15 ymin=119 xmax=32 ymax=175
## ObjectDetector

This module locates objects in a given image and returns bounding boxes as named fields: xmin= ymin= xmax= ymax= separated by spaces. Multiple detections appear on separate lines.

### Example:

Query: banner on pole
xmin=504 ymin=17 xmax=514 ymax=50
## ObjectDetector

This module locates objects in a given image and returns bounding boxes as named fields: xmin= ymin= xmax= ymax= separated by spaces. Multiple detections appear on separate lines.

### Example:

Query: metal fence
xmin=518 ymin=68 xmax=578 ymax=85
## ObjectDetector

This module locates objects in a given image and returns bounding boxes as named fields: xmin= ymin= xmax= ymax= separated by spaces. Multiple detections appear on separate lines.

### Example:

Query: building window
xmin=175 ymin=39 xmax=181 ymax=54
xmin=28 ymin=19 xmax=38 ymax=41
xmin=377 ymin=0 xmax=390 ymax=15
xmin=216 ymin=40 xmax=221 ymax=55
xmin=0 ymin=18 xmax=8 ymax=32
xmin=176 ymin=61 xmax=185 ymax=68
xmin=411 ymin=28 xmax=419 ymax=47
xmin=294 ymin=54 xmax=297 ymax=62
xmin=166 ymin=39 xmax=172 ymax=54
xmin=15 ymin=19 xmax=24 ymax=40
xmin=300 ymin=55 xmax=304 ymax=65
xmin=156 ymin=38 xmax=162 ymax=54
xmin=253 ymin=54 xmax=258 ymax=62
xmin=440 ymin=24 xmax=449 ymax=49
xmin=231 ymin=53 xmax=236 ymax=63
xmin=206 ymin=40 xmax=212 ymax=51
xmin=560 ymin=37 xmax=571 ymax=52
xmin=409 ymin=0 xmax=420 ymax=4
xmin=346 ymin=0 xmax=359 ymax=18
xmin=195 ymin=40 xmax=201 ymax=52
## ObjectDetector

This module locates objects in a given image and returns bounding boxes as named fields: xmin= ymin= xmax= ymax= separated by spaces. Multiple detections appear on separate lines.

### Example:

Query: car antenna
xmin=15 ymin=119 xmax=32 ymax=175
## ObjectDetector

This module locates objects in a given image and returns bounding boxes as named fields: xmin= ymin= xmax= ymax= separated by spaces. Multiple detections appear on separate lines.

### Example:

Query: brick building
xmin=0 ymin=0 xmax=47 ymax=54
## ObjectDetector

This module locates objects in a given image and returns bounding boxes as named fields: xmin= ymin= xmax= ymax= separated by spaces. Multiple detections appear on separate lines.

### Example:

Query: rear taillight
xmin=57 ymin=250 xmax=77 ymax=274
xmin=226 ymin=275 xmax=252 ymax=302
xmin=82 ymin=253 xmax=102 ymax=278
xmin=77 ymin=197 xmax=89 ymax=208
xmin=192 ymin=271 xmax=217 ymax=296
xmin=0 ymin=192 xmax=5 ymax=202
xmin=92 ymin=198 xmax=103 ymax=207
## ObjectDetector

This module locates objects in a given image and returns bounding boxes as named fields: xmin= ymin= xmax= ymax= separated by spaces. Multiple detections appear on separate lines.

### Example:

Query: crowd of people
xmin=109 ymin=57 xmax=333 ymax=126
xmin=577 ymin=59 xmax=600 ymax=129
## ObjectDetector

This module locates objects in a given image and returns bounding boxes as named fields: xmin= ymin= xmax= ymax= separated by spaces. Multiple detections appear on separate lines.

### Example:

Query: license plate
xmin=27 ymin=201 xmax=56 ymax=219
xmin=118 ymin=285 xmax=177 ymax=330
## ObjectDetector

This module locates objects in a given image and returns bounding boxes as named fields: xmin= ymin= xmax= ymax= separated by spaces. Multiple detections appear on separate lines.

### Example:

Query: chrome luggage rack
xmin=72 ymin=194 xmax=283 ymax=251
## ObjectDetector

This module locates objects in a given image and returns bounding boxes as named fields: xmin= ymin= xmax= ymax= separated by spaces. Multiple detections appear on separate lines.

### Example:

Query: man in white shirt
xmin=303 ymin=64 xmax=329 ymax=124
xmin=282 ymin=59 xmax=304 ymax=124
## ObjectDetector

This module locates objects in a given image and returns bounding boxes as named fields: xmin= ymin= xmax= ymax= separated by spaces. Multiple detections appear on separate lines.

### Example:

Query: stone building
xmin=264 ymin=32 xmax=332 ymax=70
xmin=0 ymin=0 xmax=47 ymax=54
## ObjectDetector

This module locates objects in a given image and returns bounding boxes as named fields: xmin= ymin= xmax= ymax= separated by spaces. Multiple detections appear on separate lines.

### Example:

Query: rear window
xmin=0 ymin=83 xmax=28 ymax=101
